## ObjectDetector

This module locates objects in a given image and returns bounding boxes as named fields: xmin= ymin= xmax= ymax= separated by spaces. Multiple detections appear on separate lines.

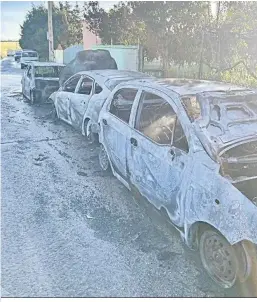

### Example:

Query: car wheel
xmin=199 ymin=227 xmax=238 ymax=289
xmin=84 ymin=120 xmax=97 ymax=144
xmin=21 ymin=63 xmax=24 ymax=69
xmin=98 ymin=144 xmax=110 ymax=172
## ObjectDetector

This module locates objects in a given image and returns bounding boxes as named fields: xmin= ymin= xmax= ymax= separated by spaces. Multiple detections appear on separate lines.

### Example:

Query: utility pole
xmin=48 ymin=1 xmax=54 ymax=61
xmin=198 ymin=30 xmax=205 ymax=79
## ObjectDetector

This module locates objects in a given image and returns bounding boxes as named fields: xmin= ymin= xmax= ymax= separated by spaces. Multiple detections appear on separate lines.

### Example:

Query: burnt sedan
xmin=50 ymin=70 xmax=152 ymax=142
xmin=98 ymin=78 xmax=257 ymax=289
xmin=21 ymin=62 xmax=65 ymax=104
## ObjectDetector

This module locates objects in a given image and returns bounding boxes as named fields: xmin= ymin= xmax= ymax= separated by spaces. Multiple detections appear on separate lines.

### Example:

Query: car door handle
xmin=130 ymin=137 xmax=138 ymax=147
xmin=102 ymin=119 xmax=107 ymax=125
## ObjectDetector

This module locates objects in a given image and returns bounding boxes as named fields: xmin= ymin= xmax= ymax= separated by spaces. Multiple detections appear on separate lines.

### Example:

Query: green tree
xmin=84 ymin=1 xmax=207 ymax=74
xmin=83 ymin=1 xmax=257 ymax=85
xmin=19 ymin=3 xmax=83 ymax=60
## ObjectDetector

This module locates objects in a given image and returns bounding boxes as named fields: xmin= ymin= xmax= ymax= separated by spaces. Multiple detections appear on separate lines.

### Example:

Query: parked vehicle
xmin=14 ymin=50 xmax=22 ymax=62
xmin=50 ymin=70 xmax=152 ymax=142
xmin=21 ymin=62 xmax=65 ymax=104
xmin=98 ymin=78 xmax=257 ymax=289
xmin=59 ymin=49 xmax=117 ymax=86
xmin=7 ymin=50 xmax=15 ymax=56
xmin=20 ymin=50 xmax=39 ymax=69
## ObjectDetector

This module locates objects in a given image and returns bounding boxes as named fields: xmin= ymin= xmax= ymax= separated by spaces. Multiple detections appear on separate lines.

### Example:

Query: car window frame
xmin=107 ymin=87 xmax=141 ymax=126
xmin=63 ymin=75 xmax=82 ymax=93
xmin=132 ymin=87 xmax=190 ymax=153
xmin=94 ymin=82 xmax=103 ymax=95
xmin=75 ymin=75 xmax=95 ymax=96
xmin=27 ymin=66 xmax=32 ymax=79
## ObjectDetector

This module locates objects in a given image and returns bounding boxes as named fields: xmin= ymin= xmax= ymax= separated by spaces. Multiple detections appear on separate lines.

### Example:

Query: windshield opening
xmin=22 ymin=51 xmax=38 ymax=57
xmin=35 ymin=66 xmax=64 ymax=78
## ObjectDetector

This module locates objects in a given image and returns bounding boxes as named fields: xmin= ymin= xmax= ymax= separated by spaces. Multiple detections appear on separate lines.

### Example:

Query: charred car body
xmin=59 ymin=49 xmax=117 ymax=87
xmin=22 ymin=62 xmax=65 ymax=104
xmin=98 ymin=78 xmax=257 ymax=289
xmin=50 ymin=70 xmax=152 ymax=142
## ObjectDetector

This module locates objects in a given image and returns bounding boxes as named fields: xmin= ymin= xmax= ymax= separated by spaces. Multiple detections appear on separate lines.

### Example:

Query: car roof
xmin=28 ymin=62 xmax=65 ymax=67
xmin=125 ymin=78 xmax=247 ymax=96
xmin=75 ymin=69 xmax=148 ymax=80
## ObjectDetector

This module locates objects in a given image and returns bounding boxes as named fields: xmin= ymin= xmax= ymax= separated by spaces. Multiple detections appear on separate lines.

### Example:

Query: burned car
xmin=50 ymin=70 xmax=152 ymax=142
xmin=98 ymin=78 xmax=257 ymax=289
xmin=21 ymin=62 xmax=65 ymax=104
xmin=59 ymin=49 xmax=117 ymax=86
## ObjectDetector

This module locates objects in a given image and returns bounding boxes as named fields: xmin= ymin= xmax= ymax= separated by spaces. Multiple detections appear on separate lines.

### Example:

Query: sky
xmin=1 ymin=1 xmax=118 ymax=41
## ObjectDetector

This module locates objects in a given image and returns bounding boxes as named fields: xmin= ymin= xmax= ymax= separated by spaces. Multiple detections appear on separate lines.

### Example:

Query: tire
xmin=84 ymin=120 xmax=97 ymax=144
xmin=98 ymin=144 xmax=111 ymax=172
xmin=199 ymin=226 xmax=239 ymax=289
xmin=236 ymin=241 xmax=257 ymax=296
xmin=21 ymin=63 xmax=24 ymax=69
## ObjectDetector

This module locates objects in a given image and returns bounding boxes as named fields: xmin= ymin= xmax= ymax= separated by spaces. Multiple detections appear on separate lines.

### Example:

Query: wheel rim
xmin=99 ymin=145 xmax=109 ymax=171
xmin=200 ymin=230 xmax=238 ymax=288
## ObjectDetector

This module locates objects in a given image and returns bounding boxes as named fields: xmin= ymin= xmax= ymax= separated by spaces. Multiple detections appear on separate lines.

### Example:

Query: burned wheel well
xmin=187 ymin=221 xmax=231 ymax=250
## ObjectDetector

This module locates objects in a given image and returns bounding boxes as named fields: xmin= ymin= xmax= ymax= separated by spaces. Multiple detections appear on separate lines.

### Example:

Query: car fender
xmin=81 ymin=98 xmax=107 ymax=136
xmin=183 ymin=160 xmax=257 ymax=246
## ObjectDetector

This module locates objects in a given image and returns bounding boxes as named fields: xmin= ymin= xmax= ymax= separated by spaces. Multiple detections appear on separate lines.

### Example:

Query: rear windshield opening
xmin=22 ymin=52 xmax=38 ymax=58
xmin=35 ymin=66 xmax=64 ymax=78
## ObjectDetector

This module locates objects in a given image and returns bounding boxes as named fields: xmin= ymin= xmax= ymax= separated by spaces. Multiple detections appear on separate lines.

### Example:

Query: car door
xmin=23 ymin=66 xmax=32 ymax=98
xmin=21 ymin=67 xmax=28 ymax=96
xmin=55 ymin=75 xmax=81 ymax=123
xmin=100 ymin=87 xmax=140 ymax=182
xmin=69 ymin=76 xmax=94 ymax=129
xmin=128 ymin=89 xmax=191 ymax=226
xmin=82 ymin=82 xmax=106 ymax=129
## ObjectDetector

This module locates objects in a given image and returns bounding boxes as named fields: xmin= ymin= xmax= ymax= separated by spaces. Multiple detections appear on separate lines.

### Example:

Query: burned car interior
xmin=35 ymin=66 xmax=63 ymax=78
xmin=134 ymin=92 xmax=189 ymax=151
xmin=78 ymin=77 xmax=94 ymax=95
xmin=110 ymin=88 xmax=138 ymax=123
